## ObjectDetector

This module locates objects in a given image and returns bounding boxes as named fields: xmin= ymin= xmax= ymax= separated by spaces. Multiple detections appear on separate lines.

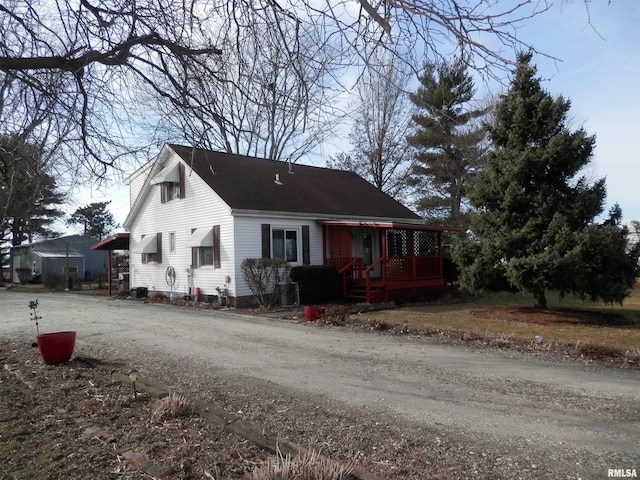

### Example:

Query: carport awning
xmin=150 ymin=164 xmax=179 ymax=184
xmin=186 ymin=227 xmax=213 ymax=247
xmin=131 ymin=235 xmax=157 ymax=253
xmin=92 ymin=233 xmax=130 ymax=251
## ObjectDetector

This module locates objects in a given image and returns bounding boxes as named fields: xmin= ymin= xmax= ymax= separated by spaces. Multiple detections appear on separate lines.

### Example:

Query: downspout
xmin=107 ymin=250 xmax=112 ymax=297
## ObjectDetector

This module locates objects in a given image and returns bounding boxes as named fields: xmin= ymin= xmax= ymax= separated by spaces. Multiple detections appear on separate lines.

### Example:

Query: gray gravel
xmin=2 ymin=289 xmax=639 ymax=478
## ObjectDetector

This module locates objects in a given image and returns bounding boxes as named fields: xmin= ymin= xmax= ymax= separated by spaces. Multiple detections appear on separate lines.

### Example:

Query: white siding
xmin=127 ymin=161 xmax=153 ymax=207
xmin=233 ymin=215 xmax=323 ymax=297
xmin=129 ymin=154 xmax=235 ymax=299
xmin=128 ymin=149 xmax=327 ymax=301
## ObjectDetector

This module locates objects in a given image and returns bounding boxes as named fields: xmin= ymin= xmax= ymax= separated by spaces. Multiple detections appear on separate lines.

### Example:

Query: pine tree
xmin=67 ymin=201 xmax=119 ymax=240
xmin=0 ymin=135 xmax=65 ymax=247
xmin=454 ymin=53 xmax=639 ymax=308
xmin=407 ymin=58 xmax=488 ymax=227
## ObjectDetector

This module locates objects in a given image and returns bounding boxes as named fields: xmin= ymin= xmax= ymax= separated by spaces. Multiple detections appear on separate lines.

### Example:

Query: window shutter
xmin=178 ymin=163 xmax=185 ymax=199
xmin=261 ymin=224 xmax=271 ymax=258
xmin=191 ymin=228 xmax=197 ymax=268
xmin=160 ymin=183 xmax=166 ymax=204
xmin=140 ymin=234 xmax=147 ymax=264
xmin=302 ymin=225 xmax=310 ymax=265
xmin=156 ymin=232 xmax=162 ymax=264
xmin=213 ymin=225 xmax=221 ymax=268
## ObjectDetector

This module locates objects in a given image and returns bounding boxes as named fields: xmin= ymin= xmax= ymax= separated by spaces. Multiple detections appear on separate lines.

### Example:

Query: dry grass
xmin=247 ymin=450 xmax=353 ymax=480
xmin=151 ymin=391 xmax=196 ymax=421
xmin=357 ymin=284 xmax=640 ymax=361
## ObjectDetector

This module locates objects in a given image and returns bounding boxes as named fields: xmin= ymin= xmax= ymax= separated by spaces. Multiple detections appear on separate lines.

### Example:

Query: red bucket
xmin=304 ymin=306 xmax=325 ymax=322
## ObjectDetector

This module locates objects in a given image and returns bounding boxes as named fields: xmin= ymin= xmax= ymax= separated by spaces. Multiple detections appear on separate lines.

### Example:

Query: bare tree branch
xmin=0 ymin=0 xmax=593 ymax=182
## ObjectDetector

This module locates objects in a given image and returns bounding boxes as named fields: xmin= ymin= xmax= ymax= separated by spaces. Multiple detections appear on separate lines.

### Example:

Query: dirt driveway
xmin=1 ymin=289 xmax=638 ymax=478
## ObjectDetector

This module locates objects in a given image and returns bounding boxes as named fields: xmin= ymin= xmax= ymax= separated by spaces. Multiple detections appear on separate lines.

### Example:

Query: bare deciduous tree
xmin=1 ymin=0 xmax=591 ymax=179
xmin=329 ymin=53 xmax=414 ymax=203
xmin=148 ymin=10 xmax=341 ymax=162
xmin=0 ymin=0 xmax=222 ymax=179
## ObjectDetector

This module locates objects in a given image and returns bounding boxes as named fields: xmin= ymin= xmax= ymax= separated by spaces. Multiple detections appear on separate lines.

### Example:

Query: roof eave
xmin=230 ymin=209 xmax=422 ymax=223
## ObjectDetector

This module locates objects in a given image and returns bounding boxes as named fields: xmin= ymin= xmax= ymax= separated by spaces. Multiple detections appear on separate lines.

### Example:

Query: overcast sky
xmin=65 ymin=1 xmax=640 ymax=234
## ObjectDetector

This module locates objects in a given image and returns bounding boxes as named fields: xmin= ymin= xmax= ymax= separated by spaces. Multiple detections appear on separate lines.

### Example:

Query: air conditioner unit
xmin=279 ymin=282 xmax=300 ymax=307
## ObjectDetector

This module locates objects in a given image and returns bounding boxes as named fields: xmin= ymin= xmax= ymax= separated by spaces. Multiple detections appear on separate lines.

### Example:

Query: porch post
xmin=409 ymin=229 xmax=416 ymax=281
xmin=380 ymin=228 xmax=387 ymax=284
xmin=107 ymin=250 xmax=113 ymax=297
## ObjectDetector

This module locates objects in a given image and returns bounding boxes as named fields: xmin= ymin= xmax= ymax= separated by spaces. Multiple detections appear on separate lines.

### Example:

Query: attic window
xmin=152 ymin=163 xmax=185 ymax=203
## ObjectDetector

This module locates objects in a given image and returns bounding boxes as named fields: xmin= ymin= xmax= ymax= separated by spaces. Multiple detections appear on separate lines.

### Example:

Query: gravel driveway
xmin=2 ymin=289 xmax=638 ymax=478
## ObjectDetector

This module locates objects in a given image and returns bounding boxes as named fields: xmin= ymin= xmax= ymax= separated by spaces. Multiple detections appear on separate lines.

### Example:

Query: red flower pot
xmin=304 ymin=306 xmax=326 ymax=322
xmin=36 ymin=331 xmax=76 ymax=365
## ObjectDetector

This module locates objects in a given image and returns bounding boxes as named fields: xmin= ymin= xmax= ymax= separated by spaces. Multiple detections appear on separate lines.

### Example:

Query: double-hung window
xmin=272 ymin=228 xmax=298 ymax=262
xmin=136 ymin=233 xmax=162 ymax=264
xmin=188 ymin=226 xmax=221 ymax=268
xmin=261 ymin=224 xmax=310 ymax=265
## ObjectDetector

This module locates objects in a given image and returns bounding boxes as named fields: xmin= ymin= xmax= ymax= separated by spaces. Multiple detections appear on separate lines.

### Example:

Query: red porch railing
xmin=336 ymin=255 xmax=442 ymax=303
xmin=334 ymin=257 xmax=363 ymax=300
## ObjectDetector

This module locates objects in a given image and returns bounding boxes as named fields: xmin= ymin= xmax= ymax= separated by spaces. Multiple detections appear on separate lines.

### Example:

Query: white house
xmin=123 ymin=144 xmax=455 ymax=306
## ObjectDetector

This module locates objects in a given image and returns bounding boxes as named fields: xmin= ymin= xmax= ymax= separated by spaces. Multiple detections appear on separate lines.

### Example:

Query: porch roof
xmin=91 ymin=233 xmax=130 ymax=251
xmin=316 ymin=220 xmax=462 ymax=232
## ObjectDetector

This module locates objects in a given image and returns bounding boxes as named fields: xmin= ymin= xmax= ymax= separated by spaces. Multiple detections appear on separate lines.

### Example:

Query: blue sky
xmin=67 ymin=2 xmax=640 ymax=232
xmin=511 ymin=1 xmax=640 ymax=223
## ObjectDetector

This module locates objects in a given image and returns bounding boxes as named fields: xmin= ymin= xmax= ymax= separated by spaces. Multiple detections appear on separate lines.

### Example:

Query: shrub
xmin=290 ymin=265 xmax=340 ymax=304
xmin=241 ymin=258 xmax=290 ymax=308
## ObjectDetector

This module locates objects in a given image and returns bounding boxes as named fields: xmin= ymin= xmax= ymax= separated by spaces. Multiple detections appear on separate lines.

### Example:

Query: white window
xmin=169 ymin=232 xmax=176 ymax=253
xmin=165 ymin=182 xmax=181 ymax=201
xmin=196 ymin=247 xmax=214 ymax=267
xmin=188 ymin=226 xmax=221 ymax=269
xmin=272 ymin=228 xmax=298 ymax=263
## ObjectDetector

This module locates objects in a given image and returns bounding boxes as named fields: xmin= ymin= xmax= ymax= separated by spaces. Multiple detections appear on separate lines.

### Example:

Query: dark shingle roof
xmin=168 ymin=145 xmax=420 ymax=220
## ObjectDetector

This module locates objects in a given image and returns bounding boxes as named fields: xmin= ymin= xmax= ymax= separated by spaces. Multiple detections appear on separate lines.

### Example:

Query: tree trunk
xmin=533 ymin=290 xmax=547 ymax=309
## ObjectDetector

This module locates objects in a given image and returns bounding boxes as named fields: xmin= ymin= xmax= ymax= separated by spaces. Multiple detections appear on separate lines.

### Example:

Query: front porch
xmin=321 ymin=221 xmax=457 ymax=303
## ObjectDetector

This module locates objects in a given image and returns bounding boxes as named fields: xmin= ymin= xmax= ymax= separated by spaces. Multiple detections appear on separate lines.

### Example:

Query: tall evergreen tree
xmin=0 ymin=136 xmax=65 ymax=247
xmin=407 ymin=58 xmax=488 ymax=227
xmin=67 ymin=201 xmax=118 ymax=240
xmin=453 ymin=53 xmax=639 ymax=308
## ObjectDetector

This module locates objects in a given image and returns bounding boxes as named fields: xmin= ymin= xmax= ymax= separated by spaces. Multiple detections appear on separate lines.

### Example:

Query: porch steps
xmin=346 ymin=283 xmax=384 ymax=303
